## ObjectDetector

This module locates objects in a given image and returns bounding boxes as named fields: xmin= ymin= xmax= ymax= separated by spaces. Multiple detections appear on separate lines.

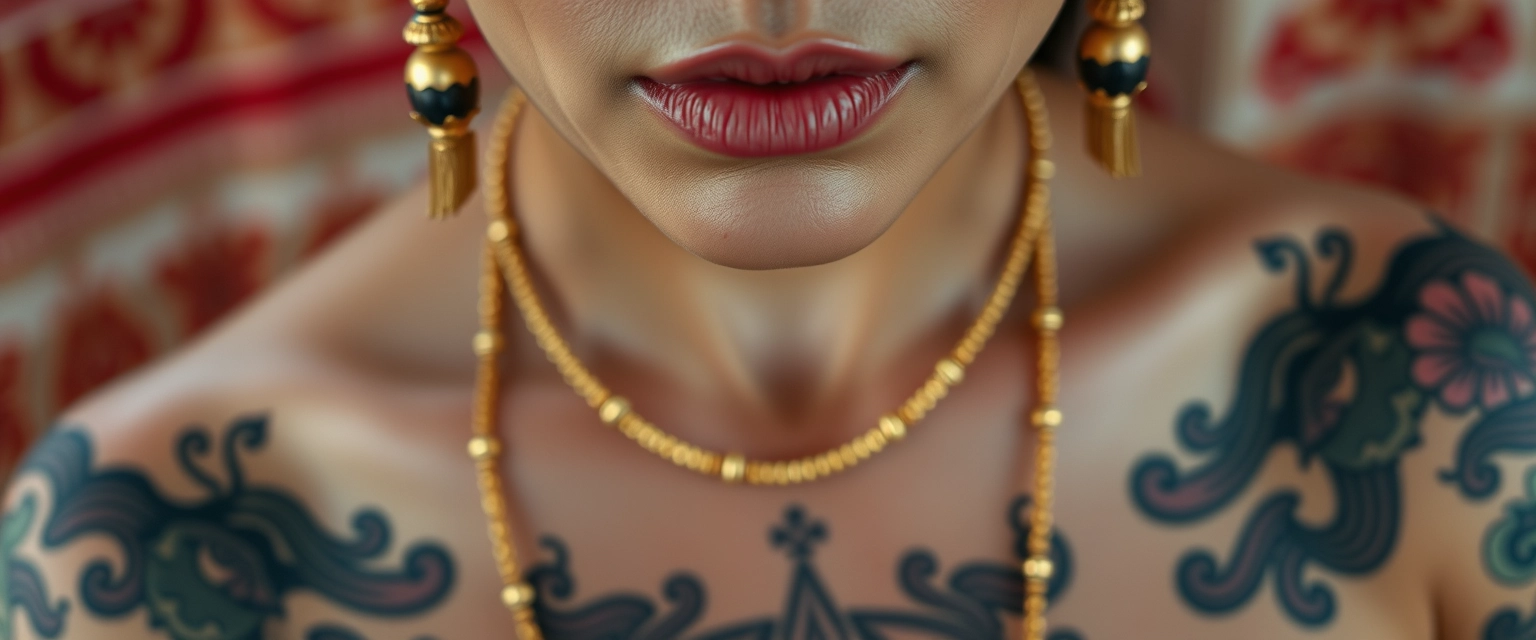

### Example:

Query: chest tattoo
xmin=527 ymin=500 xmax=1082 ymax=640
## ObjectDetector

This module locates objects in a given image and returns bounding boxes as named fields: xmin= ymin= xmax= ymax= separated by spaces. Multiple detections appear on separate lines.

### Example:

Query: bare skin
xmin=3 ymin=3 xmax=1533 ymax=639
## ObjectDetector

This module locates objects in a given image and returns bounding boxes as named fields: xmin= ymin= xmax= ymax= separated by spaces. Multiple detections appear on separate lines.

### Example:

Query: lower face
xmin=464 ymin=0 xmax=1063 ymax=269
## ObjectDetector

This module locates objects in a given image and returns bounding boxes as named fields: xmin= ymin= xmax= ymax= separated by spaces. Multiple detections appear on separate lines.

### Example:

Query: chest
xmin=412 ymin=319 xmax=1436 ymax=640
xmin=279 ymin=274 xmax=1460 ymax=640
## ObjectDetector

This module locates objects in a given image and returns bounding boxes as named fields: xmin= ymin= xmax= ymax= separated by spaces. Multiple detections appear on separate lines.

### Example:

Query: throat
xmin=506 ymin=82 xmax=1028 ymax=442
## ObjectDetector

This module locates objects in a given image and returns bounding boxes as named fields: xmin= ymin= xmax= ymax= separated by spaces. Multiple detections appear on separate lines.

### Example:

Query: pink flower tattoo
xmin=1407 ymin=271 xmax=1536 ymax=412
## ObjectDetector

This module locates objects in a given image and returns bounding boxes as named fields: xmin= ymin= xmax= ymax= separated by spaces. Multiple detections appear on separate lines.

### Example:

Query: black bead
xmin=1078 ymin=56 xmax=1150 ymax=97
xmin=407 ymin=78 xmax=479 ymax=126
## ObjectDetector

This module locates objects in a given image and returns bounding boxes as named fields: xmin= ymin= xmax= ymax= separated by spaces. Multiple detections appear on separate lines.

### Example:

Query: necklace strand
xmin=469 ymin=69 xmax=1063 ymax=640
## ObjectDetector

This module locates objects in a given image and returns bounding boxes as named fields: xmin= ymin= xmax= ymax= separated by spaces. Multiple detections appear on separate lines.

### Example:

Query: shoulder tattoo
xmin=1130 ymin=223 xmax=1536 ymax=628
xmin=5 ymin=415 xmax=455 ymax=639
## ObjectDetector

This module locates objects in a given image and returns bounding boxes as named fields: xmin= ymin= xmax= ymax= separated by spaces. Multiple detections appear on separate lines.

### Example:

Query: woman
xmin=2 ymin=0 xmax=1530 ymax=638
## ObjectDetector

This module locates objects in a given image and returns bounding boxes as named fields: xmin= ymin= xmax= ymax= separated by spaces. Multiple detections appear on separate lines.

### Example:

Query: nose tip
xmin=748 ymin=0 xmax=808 ymax=39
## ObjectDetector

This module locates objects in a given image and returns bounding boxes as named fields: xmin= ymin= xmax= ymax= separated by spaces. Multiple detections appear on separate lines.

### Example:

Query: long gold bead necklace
xmin=468 ymin=69 xmax=1064 ymax=640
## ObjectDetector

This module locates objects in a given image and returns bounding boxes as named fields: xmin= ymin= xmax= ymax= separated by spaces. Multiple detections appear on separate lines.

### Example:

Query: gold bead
xmin=935 ymin=358 xmax=965 ymax=385
xmin=487 ymin=220 xmax=511 ymax=243
xmin=786 ymin=461 xmax=804 ymax=484
xmin=1022 ymin=556 xmax=1055 ymax=582
xmin=405 ymin=47 xmax=478 ymax=92
xmin=851 ymin=439 xmax=871 ymax=459
xmin=1079 ymin=21 xmax=1151 ymax=68
xmin=878 ymin=414 xmax=908 ymax=441
xmin=473 ymin=330 xmax=503 ymax=356
xmin=721 ymin=454 xmax=746 ymax=483
xmin=1031 ymin=406 xmax=1063 ymax=429
xmin=1032 ymin=159 xmax=1056 ymax=180
xmin=500 ymin=582 xmax=536 ymax=610
xmin=467 ymin=436 xmax=500 ymax=460
xmin=598 ymin=396 xmax=631 ymax=425
xmin=865 ymin=431 xmax=887 ymax=452
xmin=411 ymin=0 xmax=448 ymax=12
xmin=1033 ymin=307 xmax=1064 ymax=332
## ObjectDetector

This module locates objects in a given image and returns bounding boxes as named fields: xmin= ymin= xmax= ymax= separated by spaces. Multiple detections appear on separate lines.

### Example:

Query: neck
xmin=507 ymin=90 xmax=1030 ymax=430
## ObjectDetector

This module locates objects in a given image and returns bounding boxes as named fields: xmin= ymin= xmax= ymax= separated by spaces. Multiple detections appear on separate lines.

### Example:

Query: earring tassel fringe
xmin=1085 ymin=98 xmax=1139 ymax=178
xmin=429 ymin=131 xmax=477 ymax=218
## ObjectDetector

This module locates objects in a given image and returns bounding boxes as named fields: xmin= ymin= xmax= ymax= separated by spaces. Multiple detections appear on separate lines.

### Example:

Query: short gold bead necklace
xmin=469 ymin=69 xmax=1064 ymax=640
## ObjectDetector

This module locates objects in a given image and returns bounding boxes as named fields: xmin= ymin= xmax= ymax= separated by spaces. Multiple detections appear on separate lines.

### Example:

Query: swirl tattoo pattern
xmin=0 ymin=493 xmax=67 ymax=639
xmin=1131 ymin=224 xmax=1536 ymax=627
xmin=12 ymin=415 xmax=455 ymax=639
xmin=528 ymin=498 xmax=1083 ymax=640
xmin=1481 ymin=467 xmax=1536 ymax=639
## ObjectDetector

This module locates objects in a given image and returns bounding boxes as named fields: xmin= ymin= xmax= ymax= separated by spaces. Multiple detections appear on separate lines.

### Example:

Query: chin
xmin=633 ymin=162 xmax=906 ymax=270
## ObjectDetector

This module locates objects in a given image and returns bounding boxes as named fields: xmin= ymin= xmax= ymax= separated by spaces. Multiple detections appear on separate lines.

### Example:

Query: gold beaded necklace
xmin=467 ymin=69 xmax=1064 ymax=640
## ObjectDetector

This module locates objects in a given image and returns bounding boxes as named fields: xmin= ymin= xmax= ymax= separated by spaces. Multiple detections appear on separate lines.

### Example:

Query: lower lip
xmin=635 ymin=65 xmax=913 ymax=158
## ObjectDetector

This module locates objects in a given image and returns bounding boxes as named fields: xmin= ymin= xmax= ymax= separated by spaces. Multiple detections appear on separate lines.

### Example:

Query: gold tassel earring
xmin=1076 ymin=0 xmax=1150 ymax=178
xmin=404 ymin=0 xmax=481 ymax=218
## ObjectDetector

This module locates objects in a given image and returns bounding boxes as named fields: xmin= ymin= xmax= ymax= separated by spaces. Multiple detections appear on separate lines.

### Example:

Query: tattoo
xmin=16 ymin=415 xmax=455 ymax=639
xmin=527 ymin=498 xmax=1083 ymax=640
xmin=1479 ymin=467 xmax=1536 ymax=640
xmin=1130 ymin=224 xmax=1536 ymax=627
xmin=303 ymin=623 xmax=437 ymax=640
xmin=1 ymin=494 xmax=67 ymax=639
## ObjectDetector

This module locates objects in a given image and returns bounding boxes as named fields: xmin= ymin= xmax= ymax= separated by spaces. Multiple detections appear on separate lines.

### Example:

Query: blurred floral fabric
xmin=0 ymin=0 xmax=468 ymax=473
xmin=0 ymin=0 xmax=1531 ymax=478
xmin=1153 ymin=0 xmax=1535 ymax=237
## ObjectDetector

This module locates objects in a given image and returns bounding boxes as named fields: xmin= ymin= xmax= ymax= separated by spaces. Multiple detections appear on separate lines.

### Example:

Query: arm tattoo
xmin=526 ymin=498 xmax=1083 ymax=640
xmin=9 ymin=415 xmax=455 ymax=639
xmin=1130 ymin=223 xmax=1536 ymax=628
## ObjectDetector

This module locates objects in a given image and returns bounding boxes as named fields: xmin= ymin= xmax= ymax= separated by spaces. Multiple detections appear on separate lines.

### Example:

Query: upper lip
xmin=644 ymin=39 xmax=906 ymax=85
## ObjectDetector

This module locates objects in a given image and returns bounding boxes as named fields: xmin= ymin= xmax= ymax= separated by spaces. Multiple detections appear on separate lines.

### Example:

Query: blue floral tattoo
xmin=1131 ymin=224 xmax=1536 ymax=627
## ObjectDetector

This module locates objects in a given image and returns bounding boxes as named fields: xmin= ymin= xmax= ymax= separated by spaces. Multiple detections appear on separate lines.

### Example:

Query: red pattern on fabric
xmin=1407 ymin=3 xmax=1513 ymax=83
xmin=53 ymin=288 xmax=156 ymax=409
xmin=157 ymin=225 xmax=270 ymax=335
xmin=1507 ymin=129 xmax=1536 ymax=277
xmin=1260 ymin=18 xmax=1355 ymax=103
xmin=23 ymin=0 xmax=209 ymax=108
xmin=243 ymin=0 xmax=341 ymax=34
xmin=0 ymin=343 xmax=30 ymax=473
xmin=1267 ymin=115 xmax=1486 ymax=224
xmin=0 ymin=46 xmax=410 ymax=223
xmin=1258 ymin=0 xmax=1512 ymax=103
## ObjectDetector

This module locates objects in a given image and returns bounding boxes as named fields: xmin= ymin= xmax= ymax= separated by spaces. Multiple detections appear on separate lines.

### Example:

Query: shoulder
xmin=1117 ymin=162 xmax=1536 ymax=633
xmin=23 ymin=178 xmax=483 ymax=482
xmin=1 ymin=186 xmax=480 ymax=639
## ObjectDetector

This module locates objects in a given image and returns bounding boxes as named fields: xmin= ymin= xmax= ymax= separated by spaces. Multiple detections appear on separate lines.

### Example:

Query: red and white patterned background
xmin=0 ymin=0 xmax=1531 ymax=477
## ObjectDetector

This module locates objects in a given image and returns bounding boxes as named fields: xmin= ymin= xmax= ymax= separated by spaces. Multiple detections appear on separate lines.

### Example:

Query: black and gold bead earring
xmin=404 ymin=0 xmax=481 ymax=218
xmin=1076 ymin=0 xmax=1150 ymax=178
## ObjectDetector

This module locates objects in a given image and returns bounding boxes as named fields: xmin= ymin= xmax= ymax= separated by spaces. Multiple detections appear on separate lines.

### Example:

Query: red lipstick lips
xmin=637 ymin=41 xmax=913 ymax=158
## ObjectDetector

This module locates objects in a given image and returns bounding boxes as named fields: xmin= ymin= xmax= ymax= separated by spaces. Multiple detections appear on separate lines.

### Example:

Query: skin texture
xmin=3 ymin=1 xmax=1536 ymax=638
xmin=465 ymin=0 xmax=1060 ymax=269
